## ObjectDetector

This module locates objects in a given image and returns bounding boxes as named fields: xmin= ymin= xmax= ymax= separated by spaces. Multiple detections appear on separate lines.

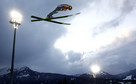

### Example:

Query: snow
xmin=0 ymin=68 xmax=10 ymax=75
xmin=71 ymin=78 xmax=76 ymax=81
xmin=22 ymin=74 xmax=30 ymax=77
xmin=18 ymin=66 xmax=29 ymax=71
xmin=123 ymin=75 xmax=132 ymax=80
xmin=100 ymin=71 xmax=107 ymax=75
xmin=17 ymin=74 xmax=30 ymax=78
xmin=119 ymin=82 xmax=124 ymax=84
xmin=122 ymin=77 xmax=132 ymax=84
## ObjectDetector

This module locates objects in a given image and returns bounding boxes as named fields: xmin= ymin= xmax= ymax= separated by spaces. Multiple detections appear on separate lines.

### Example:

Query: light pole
xmin=9 ymin=10 xmax=22 ymax=84
xmin=90 ymin=65 xmax=100 ymax=84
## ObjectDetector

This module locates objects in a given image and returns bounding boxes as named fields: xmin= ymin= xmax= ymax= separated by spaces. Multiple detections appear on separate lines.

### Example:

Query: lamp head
xmin=10 ymin=10 xmax=22 ymax=29
xmin=90 ymin=65 xmax=100 ymax=74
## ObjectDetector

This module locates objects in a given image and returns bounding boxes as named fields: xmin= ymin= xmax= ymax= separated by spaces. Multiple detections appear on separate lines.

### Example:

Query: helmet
xmin=68 ymin=5 xmax=72 ymax=10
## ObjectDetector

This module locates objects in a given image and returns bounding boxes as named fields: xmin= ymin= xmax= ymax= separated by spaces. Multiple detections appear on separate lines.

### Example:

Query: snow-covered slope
xmin=0 ymin=67 xmax=10 ymax=75
xmin=117 ymin=69 xmax=136 ymax=80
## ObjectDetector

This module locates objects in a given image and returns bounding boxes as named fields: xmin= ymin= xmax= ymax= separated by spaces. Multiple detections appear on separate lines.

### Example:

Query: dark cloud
xmin=66 ymin=51 xmax=82 ymax=62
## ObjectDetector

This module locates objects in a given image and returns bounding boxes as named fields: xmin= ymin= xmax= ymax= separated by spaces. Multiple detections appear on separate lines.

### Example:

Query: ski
xmin=31 ymin=12 xmax=80 ymax=25
xmin=31 ymin=12 xmax=80 ymax=20
xmin=31 ymin=19 xmax=70 ymax=25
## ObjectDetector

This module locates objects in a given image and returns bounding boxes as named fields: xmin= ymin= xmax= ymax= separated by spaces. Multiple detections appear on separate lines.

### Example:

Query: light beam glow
xmin=90 ymin=65 xmax=100 ymax=74
xmin=10 ymin=10 xmax=22 ymax=25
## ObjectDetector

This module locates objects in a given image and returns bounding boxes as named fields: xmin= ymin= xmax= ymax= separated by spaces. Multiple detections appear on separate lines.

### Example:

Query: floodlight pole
xmin=9 ymin=20 xmax=21 ymax=84
xmin=10 ymin=25 xmax=17 ymax=84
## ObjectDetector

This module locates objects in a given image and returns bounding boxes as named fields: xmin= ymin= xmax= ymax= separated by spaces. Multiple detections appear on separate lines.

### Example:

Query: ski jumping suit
xmin=47 ymin=4 xmax=72 ymax=18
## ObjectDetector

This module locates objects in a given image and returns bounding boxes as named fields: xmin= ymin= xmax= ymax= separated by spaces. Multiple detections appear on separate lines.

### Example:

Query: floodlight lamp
xmin=90 ymin=65 xmax=100 ymax=74
xmin=10 ymin=10 xmax=22 ymax=29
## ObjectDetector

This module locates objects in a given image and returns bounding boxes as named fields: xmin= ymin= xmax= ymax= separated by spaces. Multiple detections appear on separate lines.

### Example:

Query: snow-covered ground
xmin=123 ymin=75 xmax=132 ymax=80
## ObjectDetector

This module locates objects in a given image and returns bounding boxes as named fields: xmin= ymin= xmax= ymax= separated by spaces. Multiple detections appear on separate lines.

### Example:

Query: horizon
xmin=0 ymin=66 xmax=136 ymax=76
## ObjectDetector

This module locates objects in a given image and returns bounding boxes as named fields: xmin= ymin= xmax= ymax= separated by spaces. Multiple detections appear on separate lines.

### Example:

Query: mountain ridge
xmin=0 ymin=66 xmax=136 ymax=84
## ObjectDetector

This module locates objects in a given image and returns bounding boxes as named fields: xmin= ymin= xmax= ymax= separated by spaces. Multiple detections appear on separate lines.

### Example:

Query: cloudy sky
xmin=0 ymin=0 xmax=136 ymax=75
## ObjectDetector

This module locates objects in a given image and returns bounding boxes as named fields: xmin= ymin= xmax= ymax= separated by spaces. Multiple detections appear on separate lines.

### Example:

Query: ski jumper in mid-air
xmin=47 ymin=4 xmax=72 ymax=18
xmin=31 ymin=4 xmax=80 ymax=25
